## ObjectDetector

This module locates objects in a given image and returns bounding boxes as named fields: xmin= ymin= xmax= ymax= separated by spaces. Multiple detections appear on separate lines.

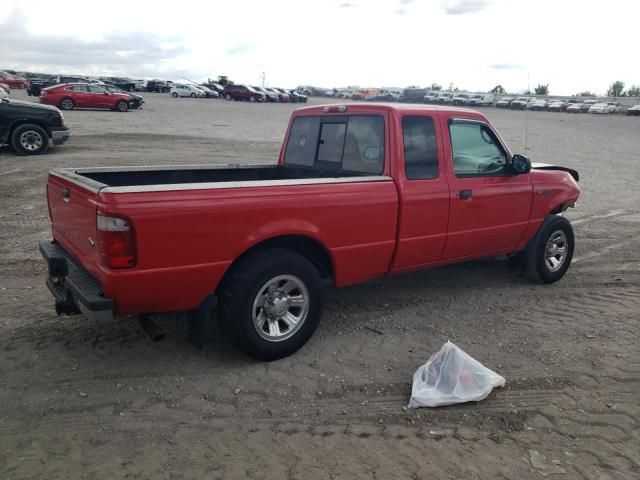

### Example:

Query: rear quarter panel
xmin=98 ymin=180 xmax=398 ymax=314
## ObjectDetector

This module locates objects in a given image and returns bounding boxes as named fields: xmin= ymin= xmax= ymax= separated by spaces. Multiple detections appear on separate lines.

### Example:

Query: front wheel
xmin=190 ymin=93 xmax=196 ymax=98
xmin=172 ymin=92 xmax=178 ymax=97
xmin=217 ymin=248 xmax=325 ymax=360
xmin=249 ymin=95 xmax=256 ymax=102
xmin=524 ymin=215 xmax=574 ymax=283
xmin=10 ymin=124 xmax=50 ymax=156
xmin=116 ymin=100 xmax=128 ymax=112
xmin=225 ymin=94 xmax=232 ymax=100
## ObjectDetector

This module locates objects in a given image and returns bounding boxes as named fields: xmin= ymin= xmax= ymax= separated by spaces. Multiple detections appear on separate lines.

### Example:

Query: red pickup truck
xmin=40 ymin=104 xmax=580 ymax=360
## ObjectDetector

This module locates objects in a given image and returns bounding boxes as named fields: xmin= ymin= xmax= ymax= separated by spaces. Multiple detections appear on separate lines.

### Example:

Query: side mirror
xmin=104 ymin=91 xmax=110 ymax=95
xmin=511 ymin=154 xmax=531 ymax=175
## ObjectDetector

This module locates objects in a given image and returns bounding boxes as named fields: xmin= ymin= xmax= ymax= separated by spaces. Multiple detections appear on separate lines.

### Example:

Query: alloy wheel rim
xmin=20 ymin=131 xmax=43 ymax=151
xmin=544 ymin=230 xmax=568 ymax=272
xmin=251 ymin=274 xmax=309 ymax=342
xmin=62 ymin=99 xmax=73 ymax=109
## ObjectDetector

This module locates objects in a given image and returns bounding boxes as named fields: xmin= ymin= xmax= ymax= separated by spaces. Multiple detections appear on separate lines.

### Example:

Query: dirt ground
xmin=1 ymin=91 xmax=638 ymax=480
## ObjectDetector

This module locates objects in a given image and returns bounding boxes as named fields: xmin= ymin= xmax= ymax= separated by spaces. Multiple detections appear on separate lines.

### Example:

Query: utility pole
xmin=260 ymin=72 xmax=266 ymax=88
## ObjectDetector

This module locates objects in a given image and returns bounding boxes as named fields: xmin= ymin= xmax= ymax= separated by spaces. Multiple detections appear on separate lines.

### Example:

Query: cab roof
xmin=293 ymin=102 xmax=484 ymax=117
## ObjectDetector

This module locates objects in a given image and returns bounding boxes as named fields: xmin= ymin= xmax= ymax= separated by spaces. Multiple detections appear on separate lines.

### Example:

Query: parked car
xmin=530 ymin=99 xmax=548 ymax=111
xmin=495 ymin=97 xmax=514 ymax=108
xmin=133 ymin=79 xmax=147 ymax=91
xmin=606 ymin=102 xmax=622 ymax=114
xmin=581 ymin=99 xmax=598 ymax=113
xmin=0 ymin=83 xmax=10 ymax=98
xmin=99 ymin=77 xmax=136 ymax=92
xmin=565 ymin=103 xmax=583 ymax=113
xmin=400 ymin=87 xmax=429 ymax=103
xmin=588 ymin=103 xmax=610 ymax=114
xmin=626 ymin=104 xmax=640 ymax=116
xmin=0 ymin=71 xmax=29 ymax=89
xmin=170 ymin=84 xmax=206 ymax=98
xmin=40 ymin=83 xmax=136 ymax=112
xmin=1 ymin=96 xmax=69 ymax=155
xmin=95 ymin=83 xmax=145 ymax=109
xmin=222 ymin=84 xmax=266 ymax=102
xmin=467 ymin=93 xmax=494 ymax=107
xmin=273 ymin=88 xmax=293 ymax=102
xmin=28 ymin=75 xmax=88 ymax=96
xmin=266 ymin=88 xmax=289 ymax=102
xmin=195 ymin=84 xmax=220 ymax=98
xmin=288 ymin=90 xmax=308 ymax=103
xmin=452 ymin=93 xmax=471 ymax=106
xmin=436 ymin=92 xmax=454 ymax=104
xmin=146 ymin=79 xmax=171 ymax=93
xmin=548 ymin=101 xmax=569 ymax=112
xmin=252 ymin=86 xmax=279 ymax=102
xmin=39 ymin=103 xmax=580 ymax=360
xmin=511 ymin=96 xmax=536 ymax=110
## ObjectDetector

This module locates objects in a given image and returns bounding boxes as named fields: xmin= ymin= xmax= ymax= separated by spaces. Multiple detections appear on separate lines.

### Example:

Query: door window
xmin=449 ymin=121 xmax=507 ymax=176
xmin=67 ymin=85 xmax=88 ymax=92
xmin=87 ymin=85 xmax=106 ymax=93
xmin=402 ymin=116 xmax=438 ymax=179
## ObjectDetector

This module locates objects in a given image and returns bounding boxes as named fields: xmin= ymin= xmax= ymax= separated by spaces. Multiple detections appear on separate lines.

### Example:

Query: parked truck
xmin=40 ymin=103 xmax=580 ymax=360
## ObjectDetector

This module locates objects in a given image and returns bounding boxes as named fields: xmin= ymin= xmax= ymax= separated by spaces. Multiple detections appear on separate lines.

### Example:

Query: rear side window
xmin=402 ymin=116 xmax=439 ymax=179
xmin=67 ymin=85 xmax=87 ymax=92
xmin=284 ymin=115 xmax=384 ymax=174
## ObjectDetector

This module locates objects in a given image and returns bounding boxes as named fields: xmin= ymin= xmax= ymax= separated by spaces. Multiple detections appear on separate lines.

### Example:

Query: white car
xmin=606 ymin=102 xmax=622 ymax=113
xmin=437 ymin=92 xmax=454 ymax=104
xmin=626 ymin=104 xmax=640 ymax=116
xmin=134 ymin=79 xmax=147 ymax=92
xmin=170 ymin=84 xmax=206 ymax=98
xmin=467 ymin=93 xmax=494 ymax=106
xmin=588 ymin=103 xmax=610 ymax=114
xmin=423 ymin=91 xmax=440 ymax=103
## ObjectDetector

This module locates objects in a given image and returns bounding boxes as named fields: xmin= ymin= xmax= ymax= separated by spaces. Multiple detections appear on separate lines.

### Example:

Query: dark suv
xmin=146 ymin=79 xmax=171 ymax=93
xmin=0 ymin=97 xmax=70 ymax=155
xmin=222 ymin=85 xmax=265 ymax=102
xmin=28 ymin=75 xmax=88 ymax=97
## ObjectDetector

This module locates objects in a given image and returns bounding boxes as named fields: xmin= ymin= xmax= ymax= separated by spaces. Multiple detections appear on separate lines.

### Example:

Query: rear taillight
xmin=97 ymin=214 xmax=136 ymax=269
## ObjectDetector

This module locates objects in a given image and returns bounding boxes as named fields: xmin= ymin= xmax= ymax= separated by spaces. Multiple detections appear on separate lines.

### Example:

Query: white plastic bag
xmin=408 ymin=341 xmax=505 ymax=408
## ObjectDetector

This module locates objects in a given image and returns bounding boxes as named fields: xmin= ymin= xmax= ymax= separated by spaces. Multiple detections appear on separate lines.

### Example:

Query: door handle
xmin=459 ymin=190 xmax=472 ymax=200
xmin=62 ymin=188 xmax=70 ymax=201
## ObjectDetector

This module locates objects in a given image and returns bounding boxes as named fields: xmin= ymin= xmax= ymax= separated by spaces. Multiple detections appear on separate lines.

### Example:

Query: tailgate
xmin=47 ymin=173 xmax=101 ymax=279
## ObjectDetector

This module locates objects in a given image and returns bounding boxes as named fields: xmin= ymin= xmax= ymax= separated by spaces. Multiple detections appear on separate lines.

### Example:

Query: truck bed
xmin=61 ymin=164 xmax=369 ymax=190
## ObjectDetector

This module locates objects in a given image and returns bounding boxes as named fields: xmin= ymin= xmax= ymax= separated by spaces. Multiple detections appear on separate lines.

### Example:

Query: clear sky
xmin=1 ymin=0 xmax=638 ymax=95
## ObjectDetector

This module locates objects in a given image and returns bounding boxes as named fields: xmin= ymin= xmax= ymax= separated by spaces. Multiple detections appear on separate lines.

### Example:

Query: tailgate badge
xmin=87 ymin=237 xmax=95 ymax=247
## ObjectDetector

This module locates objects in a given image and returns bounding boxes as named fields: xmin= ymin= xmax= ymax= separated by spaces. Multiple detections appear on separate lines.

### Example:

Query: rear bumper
xmin=39 ymin=240 xmax=114 ymax=322
xmin=51 ymin=127 xmax=70 ymax=145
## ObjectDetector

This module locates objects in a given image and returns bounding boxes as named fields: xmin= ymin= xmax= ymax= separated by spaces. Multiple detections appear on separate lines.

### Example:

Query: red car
xmin=40 ymin=104 xmax=580 ymax=360
xmin=0 ymin=71 xmax=28 ymax=89
xmin=40 ymin=83 xmax=135 ymax=112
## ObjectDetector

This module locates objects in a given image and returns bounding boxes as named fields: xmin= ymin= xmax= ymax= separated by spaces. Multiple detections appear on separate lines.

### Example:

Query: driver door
xmin=442 ymin=117 xmax=532 ymax=259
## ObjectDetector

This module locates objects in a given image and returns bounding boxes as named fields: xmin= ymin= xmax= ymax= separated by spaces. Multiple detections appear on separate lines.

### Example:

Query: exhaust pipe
xmin=139 ymin=314 xmax=166 ymax=341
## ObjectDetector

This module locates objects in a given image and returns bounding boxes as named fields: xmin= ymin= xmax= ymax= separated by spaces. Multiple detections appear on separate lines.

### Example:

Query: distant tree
xmin=490 ymin=85 xmax=505 ymax=94
xmin=534 ymin=84 xmax=549 ymax=95
xmin=429 ymin=83 xmax=442 ymax=91
xmin=607 ymin=81 xmax=625 ymax=97
xmin=627 ymin=85 xmax=640 ymax=97
xmin=577 ymin=91 xmax=596 ymax=97
xmin=448 ymin=82 xmax=458 ymax=92
xmin=523 ymin=90 xmax=532 ymax=95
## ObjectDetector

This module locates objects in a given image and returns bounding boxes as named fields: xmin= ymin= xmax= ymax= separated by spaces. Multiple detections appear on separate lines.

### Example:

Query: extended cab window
xmin=402 ymin=116 xmax=438 ymax=179
xmin=284 ymin=115 xmax=384 ymax=174
xmin=449 ymin=121 xmax=507 ymax=176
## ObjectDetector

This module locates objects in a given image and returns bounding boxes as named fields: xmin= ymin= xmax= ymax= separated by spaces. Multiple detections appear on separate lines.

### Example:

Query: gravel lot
xmin=1 ymin=90 xmax=639 ymax=480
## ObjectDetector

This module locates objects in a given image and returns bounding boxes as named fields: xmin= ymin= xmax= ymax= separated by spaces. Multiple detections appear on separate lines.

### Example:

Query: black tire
xmin=172 ymin=92 xmax=178 ymax=97
xmin=225 ymin=94 xmax=232 ymax=101
xmin=217 ymin=248 xmax=325 ymax=361
xmin=116 ymin=100 xmax=128 ymax=112
xmin=524 ymin=215 xmax=574 ymax=284
xmin=190 ymin=93 xmax=196 ymax=98
xmin=59 ymin=98 xmax=75 ymax=110
xmin=10 ymin=123 xmax=50 ymax=156
xmin=249 ymin=95 xmax=256 ymax=102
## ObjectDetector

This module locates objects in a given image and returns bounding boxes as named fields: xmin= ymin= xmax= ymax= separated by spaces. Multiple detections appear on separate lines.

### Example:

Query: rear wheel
xmin=523 ymin=215 xmax=574 ymax=283
xmin=172 ymin=92 xmax=178 ymax=97
xmin=59 ymin=98 xmax=75 ymax=110
xmin=10 ymin=124 xmax=50 ymax=156
xmin=116 ymin=100 xmax=128 ymax=112
xmin=217 ymin=248 xmax=325 ymax=360
xmin=225 ymin=93 xmax=232 ymax=101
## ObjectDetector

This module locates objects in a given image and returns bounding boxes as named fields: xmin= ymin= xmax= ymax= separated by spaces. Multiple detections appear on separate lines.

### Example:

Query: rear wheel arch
xmin=216 ymin=234 xmax=334 ymax=295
